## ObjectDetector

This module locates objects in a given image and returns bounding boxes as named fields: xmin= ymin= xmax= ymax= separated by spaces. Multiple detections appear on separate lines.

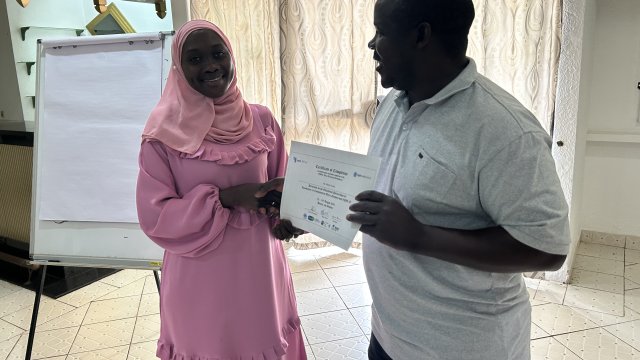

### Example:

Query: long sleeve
xmin=136 ymin=140 xmax=231 ymax=257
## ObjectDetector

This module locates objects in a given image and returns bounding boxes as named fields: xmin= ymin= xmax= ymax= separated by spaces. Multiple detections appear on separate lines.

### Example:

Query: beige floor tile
xmin=316 ymin=257 xmax=358 ymax=270
xmin=627 ymin=289 xmax=640 ymax=314
xmin=571 ymin=306 xmax=640 ymax=327
xmin=0 ymin=289 xmax=37 ymax=318
xmin=38 ymin=304 xmax=90 ymax=332
xmin=305 ymin=345 xmax=316 ymax=360
xmin=577 ymin=243 xmax=624 ymax=261
xmin=524 ymin=277 xmax=541 ymax=290
xmin=626 ymin=248 xmax=640 ymax=265
xmin=627 ymin=236 xmax=640 ymax=251
xmin=626 ymin=264 xmax=640 ymax=285
xmin=292 ymin=270 xmax=333 ymax=292
xmin=99 ymin=277 xmax=146 ymax=301
xmin=83 ymin=295 xmax=141 ymax=325
xmin=555 ymin=327 xmax=640 ymax=360
xmin=573 ymin=255 xmax=624 ymax=276
xmin=564 ymin=285 xmax=624 ymax=316
xmin=0 ymin=319 xmax=24 ymax=342
xmin=57 ymin=281 xmax=119 ymax=308
xmin=67 ymin=345 xmax=129 ymax=360
xmin=335 ymin=283 xmax=372 ymax=308
xmin=36 ymin=304 xmax=89 ymax=331
xmin=580 ymin=231 xmax=626 ymax=248
xmin=142 ymin=276 xmax=159 ymax=295
xmin=137 ymin=293 xmax=160 ymax=317
xmin=296 ymin=288 xmax=347 ymax=316
xmin=531 ymin=323 xmax=550 ymax=340
xmin=324 ymin=265 xmax=367 ymax=287
xmin=349 ymin=306 xmax=372 ymax=336
xmin=0 ymin=335 xmax=20 ymax=360
xmin=532 ymin=303 xmax=599 ymax=335
xmin=127 ymin=340 xmax=158 ymax=360
xmin=626 ymin=278 xmax=640 ymax=291
xmin=8 ymin=327 xmax=79 ymax=359
xmin=70 ymin=317 xmax=135 ymax=354
xmin=570 ymin=269 xmax=623 ymax=293
xmin=1 ymin=297 xmax=75 ymax=330
xmin=310 ymin=336 xmax=368 ymax=360
xmin=131 ymin=314 xmax=161 ymax=344
xmin=603 ymin=319 xmax=640 ymax=351
xmin=530 ymin=337 xmax=581 ymax=360
xmin=526 ymin=277 xmax=546 ymax=304
xmin=534 ymin=280 xmax=567 ymax=304
xmin=0 ymin=280 xmax=22 ymax=300
xmin=301 ymin=310 xmax=364 ymax=345
xmin=320 ymin=252 xmax=362 ymax=264
xmin=100 ymin=270 xmax=150 ymax=288
xmin=287 ymin=254 xmax=322 ymax=273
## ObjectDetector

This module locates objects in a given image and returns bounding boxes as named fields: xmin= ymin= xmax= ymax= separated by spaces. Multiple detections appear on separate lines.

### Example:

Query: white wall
xmin=547 ymin=0 xmax=595 ymax=282
xmin=580 ymin=0 xmax=640 ymax=236
xmin=0 ymin=2 xmax=24 ymax=129
xmin=1 ymin=0 xmax=173 ymax=132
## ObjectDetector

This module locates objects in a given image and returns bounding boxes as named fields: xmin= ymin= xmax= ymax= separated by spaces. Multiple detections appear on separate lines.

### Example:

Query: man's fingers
xmin=355 ymin=190 xmax=385 ymax=202
xmin=348 ymin=201 xmax=381 ymax=214
xmin=256 ymin=177 xmax=285 ymax=197
xmin=358 ymin=224 xmax=376 ymax=236
xmin=346 ymin=213 xmax=377 ymax=225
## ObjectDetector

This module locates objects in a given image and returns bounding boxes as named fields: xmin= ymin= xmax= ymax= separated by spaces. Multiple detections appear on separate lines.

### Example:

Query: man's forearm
xmin=408 ymin=225 xmax=566 ymax=273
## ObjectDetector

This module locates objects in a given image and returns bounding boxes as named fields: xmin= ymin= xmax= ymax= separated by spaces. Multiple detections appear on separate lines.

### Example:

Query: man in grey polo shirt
xmin=346 ymin=0 xmax=571 ymax=359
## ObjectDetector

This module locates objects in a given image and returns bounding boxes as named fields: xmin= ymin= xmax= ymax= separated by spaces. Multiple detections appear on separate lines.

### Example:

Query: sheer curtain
xmin=189 ymin=0 xmax=562 ymax=250
xmin=191 ymin=0 xmax=376 ymax=249
xmin=190 ymin=0 xmax=282 ymax=120
xmin=468 ymin=0 xmax=562 ymax=133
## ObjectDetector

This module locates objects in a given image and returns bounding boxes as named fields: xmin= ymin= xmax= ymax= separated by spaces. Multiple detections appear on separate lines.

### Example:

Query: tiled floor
xmin=1 ymin=242 xmax=640 ymax=359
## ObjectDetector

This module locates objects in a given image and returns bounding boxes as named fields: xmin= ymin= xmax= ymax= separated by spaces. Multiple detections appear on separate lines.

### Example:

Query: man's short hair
xmin=392 ymin=0 xmax=475 ymax=57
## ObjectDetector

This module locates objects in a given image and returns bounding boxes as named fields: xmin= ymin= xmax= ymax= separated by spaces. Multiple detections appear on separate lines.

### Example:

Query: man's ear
xmin=415 ymin=22 xmax=432 ymax=49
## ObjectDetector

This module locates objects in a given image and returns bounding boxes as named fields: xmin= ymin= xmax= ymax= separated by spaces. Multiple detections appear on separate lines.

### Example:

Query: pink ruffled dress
xmin=136 ymin=104 xmax=306 ymax=360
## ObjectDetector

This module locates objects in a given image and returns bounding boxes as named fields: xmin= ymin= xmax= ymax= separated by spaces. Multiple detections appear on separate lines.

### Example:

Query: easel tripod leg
xmin=153 ymin=270 xmax=160 ymax=293
xmin=26 ymin=264 xmax=47 ymax=360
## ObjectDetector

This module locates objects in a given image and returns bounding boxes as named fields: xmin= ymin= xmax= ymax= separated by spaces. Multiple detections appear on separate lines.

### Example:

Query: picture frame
xmin=86 ymin=3 xmax=135 ymax=35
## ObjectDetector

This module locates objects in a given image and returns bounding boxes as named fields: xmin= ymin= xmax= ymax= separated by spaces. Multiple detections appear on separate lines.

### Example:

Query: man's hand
xmin=346 ymin=190 xmax=424 ymax=252
xmin=219 ymin=178 xmax=284 ymax=212
xmin=255 ymin=177 xmax=285 ymax=215
xmin=272 ymin=219 xmax=304 ymax=241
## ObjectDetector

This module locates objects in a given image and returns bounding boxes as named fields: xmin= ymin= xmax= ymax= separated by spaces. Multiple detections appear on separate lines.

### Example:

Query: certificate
xmin=280 ymin=141 xmax=381 ymax=250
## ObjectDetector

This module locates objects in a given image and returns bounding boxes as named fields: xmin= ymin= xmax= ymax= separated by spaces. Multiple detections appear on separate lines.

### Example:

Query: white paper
xmin=280 ymin=142 xmax=381 ymax=250
xmin=38 ymin=40 xmax=163 ymax=222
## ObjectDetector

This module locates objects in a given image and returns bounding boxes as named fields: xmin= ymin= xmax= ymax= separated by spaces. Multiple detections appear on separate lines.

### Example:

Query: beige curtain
xmin=278 ymin=0 xmax=376 ymax=249
xmin=190 ymin=0 xmax=282 ymax=120
xmin=468 ymin=0 xmax=562 ymax=133
xmin=191 ymin=0 xmax=376 ymax=250
xmin=189 ymin=0 xmax=562 ymax=250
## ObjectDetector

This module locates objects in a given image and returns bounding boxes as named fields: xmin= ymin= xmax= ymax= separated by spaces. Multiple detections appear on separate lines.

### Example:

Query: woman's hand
xmin=219 ymin=178 xmax=285 ymax=212
xmin=272 ymin=219 xmax=304 ymax=241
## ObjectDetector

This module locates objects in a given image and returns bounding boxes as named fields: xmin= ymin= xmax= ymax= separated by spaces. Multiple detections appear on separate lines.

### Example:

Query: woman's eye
xmin=189 ymin=57 xmax=201 ymax=64
xmin=213 ymin=51 xmax=226 ymax=59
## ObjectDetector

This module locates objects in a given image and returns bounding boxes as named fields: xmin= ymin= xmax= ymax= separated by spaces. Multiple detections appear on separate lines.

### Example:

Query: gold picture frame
xmin=86 ymin=3 xmax=135 ymax=35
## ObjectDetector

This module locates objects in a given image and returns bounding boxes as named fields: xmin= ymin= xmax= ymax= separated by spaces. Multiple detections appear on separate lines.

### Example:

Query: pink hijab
xmin=142 ymin=20 xmax=253 ymax=154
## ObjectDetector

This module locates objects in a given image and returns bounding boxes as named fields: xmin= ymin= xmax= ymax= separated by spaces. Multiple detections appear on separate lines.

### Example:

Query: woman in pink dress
xmin=136 ymin=20 xmax=306 ymax=359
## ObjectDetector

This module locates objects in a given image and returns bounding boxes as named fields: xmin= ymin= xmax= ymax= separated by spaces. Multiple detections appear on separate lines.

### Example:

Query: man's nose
xmin=367 ymin=38 xmax=375 ymax=50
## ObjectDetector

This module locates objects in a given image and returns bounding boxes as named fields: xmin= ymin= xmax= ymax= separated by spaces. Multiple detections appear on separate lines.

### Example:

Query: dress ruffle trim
xmin=179 ymin=125 xmax=277 ymax=165
xmin=156 ymin=317 xmax=301 ymax=360
xmin=227 ymin=210 xmax=268 ymax=229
